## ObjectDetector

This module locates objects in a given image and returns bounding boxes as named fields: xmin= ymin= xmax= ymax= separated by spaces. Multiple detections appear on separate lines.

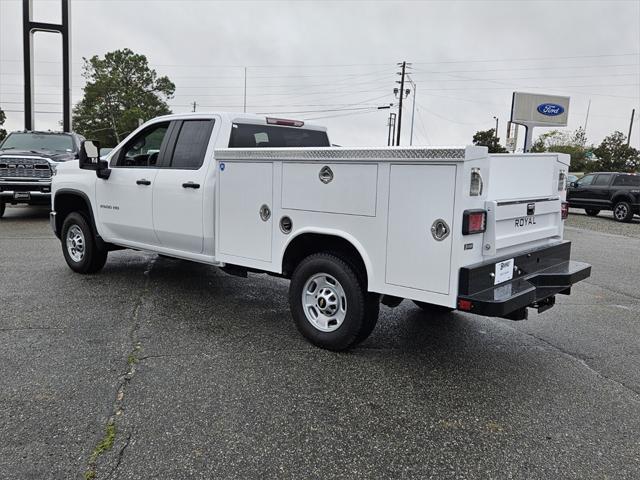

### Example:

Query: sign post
xmin=510 ymin=92 xmax=570 ymax=152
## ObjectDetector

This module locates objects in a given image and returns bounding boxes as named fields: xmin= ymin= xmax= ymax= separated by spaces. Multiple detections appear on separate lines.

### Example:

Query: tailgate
xmin=483 ymin=154 xmax=566 ymax=256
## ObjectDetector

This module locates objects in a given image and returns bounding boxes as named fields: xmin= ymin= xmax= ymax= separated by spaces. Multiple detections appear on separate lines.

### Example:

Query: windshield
xmin=0 ymin=132 xmax=75 ymax=152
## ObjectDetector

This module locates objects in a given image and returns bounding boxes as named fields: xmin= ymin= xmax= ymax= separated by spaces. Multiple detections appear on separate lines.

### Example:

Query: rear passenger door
xmin=152 ymin=119 xmax=215 ymax=254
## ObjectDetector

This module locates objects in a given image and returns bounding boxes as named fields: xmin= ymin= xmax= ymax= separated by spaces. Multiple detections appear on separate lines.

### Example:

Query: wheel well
xmin=612 ymin=194 xmax=633 ymax=205
xmin=54 ymin=192 xmax=94 ymax=236
xmin=282 ymin=233 xmax=368 ymax=286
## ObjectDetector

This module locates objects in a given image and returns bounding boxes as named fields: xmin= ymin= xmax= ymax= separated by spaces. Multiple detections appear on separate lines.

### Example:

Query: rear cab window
xmin=168 ymin=119 xmax=215 ymax=169
xmin=593 ymin=174 xmax=613 ymax=186
xmin=229 ymin=123 xmax=330 ymax=148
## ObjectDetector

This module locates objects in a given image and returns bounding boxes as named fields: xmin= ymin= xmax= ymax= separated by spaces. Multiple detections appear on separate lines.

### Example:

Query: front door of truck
xmin=567 ymin=173 xmax=596 ymax=207
xmin=96 ymin=121 xmax=171 ymax=246
xmin=152 ymin=119 xmax=215 ymax=254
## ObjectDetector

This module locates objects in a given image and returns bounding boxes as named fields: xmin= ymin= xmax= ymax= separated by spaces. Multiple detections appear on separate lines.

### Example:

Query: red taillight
xmin=561 ymin=201 xmax=569 ymax=220
xmin=462 ymin=209 xmax=487 ymax=235
xmin=266 ymin=117 xmax=304 ymax=127
xmin=458 ymin=299 xmax=473 ymax=311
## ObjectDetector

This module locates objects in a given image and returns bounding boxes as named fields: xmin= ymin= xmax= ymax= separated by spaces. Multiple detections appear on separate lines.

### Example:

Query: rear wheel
xmin=585 ymin=208 xmax=600 ymax=216
xmin=289 ymin=253 xmax=378 ymax=350
xmin=413 ymin=300 xmax=454 ymax=314
xmin=0 ymin=201 xmax=5 ymax=218
xmin=61 ymin=212 xmax=108 ymax=273
xmin=613 ymin=201 xmax=634 ymax=223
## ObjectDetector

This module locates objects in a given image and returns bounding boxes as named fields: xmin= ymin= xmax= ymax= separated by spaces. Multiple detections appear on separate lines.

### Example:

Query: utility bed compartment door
xmin=281 ymin=163 xmax=377 ymax=216
xmin=218 ymin=161 xmax=273 ymax=262
xmin=385 ymin=164 xmax=456 ymax=294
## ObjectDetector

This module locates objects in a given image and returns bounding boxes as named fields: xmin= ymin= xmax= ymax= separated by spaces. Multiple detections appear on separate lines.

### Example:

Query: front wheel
xmin=289 ymin=253 xmax=378 ymax=350
xmin=585 ymin=208 xmax=600 ymax=216
xmin=613 ymin=201 xmax=634 ymax=223
xmin=61 ymin=212 xmax=108 ymax=273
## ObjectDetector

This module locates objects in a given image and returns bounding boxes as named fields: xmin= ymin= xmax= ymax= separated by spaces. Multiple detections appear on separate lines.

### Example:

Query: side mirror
xmin=78 ymin=140 xmax=101 ymax=170
xmin=569 ymin=181 xmax=577 ymax=188
xmin=79 ymin=140 xmax=111 ymax=179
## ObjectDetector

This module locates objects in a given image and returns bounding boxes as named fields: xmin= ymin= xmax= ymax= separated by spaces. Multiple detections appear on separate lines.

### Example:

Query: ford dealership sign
xmin=537 ymin=103 xmax=565 ymax=116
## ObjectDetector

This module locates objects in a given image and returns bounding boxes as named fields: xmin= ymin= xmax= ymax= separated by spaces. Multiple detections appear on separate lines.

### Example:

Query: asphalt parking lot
xmin=1 ymin=205 xmax=639 ymax=480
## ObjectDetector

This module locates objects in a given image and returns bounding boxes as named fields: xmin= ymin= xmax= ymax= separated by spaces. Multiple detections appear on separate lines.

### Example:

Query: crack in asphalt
xmin=83 ymin=257 xmax=157 ymax=479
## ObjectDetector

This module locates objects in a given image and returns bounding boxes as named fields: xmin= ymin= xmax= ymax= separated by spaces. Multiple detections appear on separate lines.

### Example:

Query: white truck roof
xmin=151 ymin=112 xmax=328 ymax=132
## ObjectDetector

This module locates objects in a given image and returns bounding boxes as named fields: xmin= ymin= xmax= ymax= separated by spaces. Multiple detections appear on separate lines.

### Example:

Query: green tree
xmin=593 ymin=131 xmax=639 ymax=173
xmin=472 ymin=129 xmax=508 ymax=153
xmin=0 ymin=107 xmax=7 ymax=143
xmin=530 ymin=127 xmax=594 ymax=172
xmin=72 ymin=49 xmax=175 ymax=147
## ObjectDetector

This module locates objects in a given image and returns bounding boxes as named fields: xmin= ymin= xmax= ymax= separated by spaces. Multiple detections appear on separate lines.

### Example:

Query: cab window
xmin=168 ymin=120 xmax=214 ymax=169
xmin=593 ymin=174 xmax=613 ymax=186
xmin=577 ymin=174 xmax=595 ymax=186
xmin=114 ymin=122 xmax=170 ymax=168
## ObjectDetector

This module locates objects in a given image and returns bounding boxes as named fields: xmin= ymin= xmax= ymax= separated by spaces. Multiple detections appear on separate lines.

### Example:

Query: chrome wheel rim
xmin=66 ymin=225 xmax=85 ymax=262
xmin=302 ymin=273 xmax=347 ymax=332
xmin=614 ymin=204 xmax=628 ymax=220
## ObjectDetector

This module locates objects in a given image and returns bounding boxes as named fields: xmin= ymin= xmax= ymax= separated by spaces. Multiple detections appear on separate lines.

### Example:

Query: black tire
xmin=289 ymin=253 xmax=378 ymax=351
xmin=61 ymin=212 xmax=108 ymax=274
xmin=585 ymin=208 xmax=600 ymax=216
xmin=0 ymin=201 xmax=5 ymax=218
xmin=413 ymin=300 xmax=454 ymax=314
xmin=613 ymin=201 xmax=634 ymax=223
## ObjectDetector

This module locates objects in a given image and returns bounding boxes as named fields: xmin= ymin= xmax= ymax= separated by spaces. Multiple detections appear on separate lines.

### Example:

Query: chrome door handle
xmin=182 ymin=182 xmax=200 ymax=189
xmin=136 ymin=179 xmax=151 ymax=186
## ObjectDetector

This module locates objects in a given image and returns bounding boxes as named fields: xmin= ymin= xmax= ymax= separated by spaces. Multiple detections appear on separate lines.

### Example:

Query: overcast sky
xmin=1 ymin=0 xmax=639 ymax=149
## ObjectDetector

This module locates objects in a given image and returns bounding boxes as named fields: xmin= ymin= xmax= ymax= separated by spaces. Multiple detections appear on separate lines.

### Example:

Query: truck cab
xmin=51 ymin=112 xmax=590 ymax=351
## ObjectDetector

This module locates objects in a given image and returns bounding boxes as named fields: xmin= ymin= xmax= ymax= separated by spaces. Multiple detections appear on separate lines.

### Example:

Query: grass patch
xmin=84 ymin=420 xmax=116 ymax=479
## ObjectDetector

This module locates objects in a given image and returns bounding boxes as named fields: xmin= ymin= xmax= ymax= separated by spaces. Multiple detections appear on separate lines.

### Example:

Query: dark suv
xmin=0 ymin=131 xmax=84 ymax=218
xmin=567 ymin=172 xmax=640 ymax=222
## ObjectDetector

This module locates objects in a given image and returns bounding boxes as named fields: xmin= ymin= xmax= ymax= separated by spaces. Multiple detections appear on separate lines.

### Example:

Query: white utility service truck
xmin=50 ymin=113 xmax=591 ymax=350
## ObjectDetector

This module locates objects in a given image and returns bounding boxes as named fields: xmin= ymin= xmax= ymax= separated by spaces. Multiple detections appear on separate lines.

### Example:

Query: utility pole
xmin=493 ymin=116 xmax=499 ymax=138
xmin=628 ymin=108 xmax=635 ymax=147
xmin=243 ymin=67 xmax=247 ymax=113
xmin=584 ymin=98 xmax=591 ymax=133
xmin=408 ymin=77 xmax=416 ymax=146
xmin=396 ymin=61 xmax=407 ymax=146
xmin=192 ymin=101 xmax=197 ymax=112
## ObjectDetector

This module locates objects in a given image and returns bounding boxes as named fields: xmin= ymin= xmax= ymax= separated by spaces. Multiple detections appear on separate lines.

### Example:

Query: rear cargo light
xmin=561 ymin=201 xmax=569 ymax=220
xmin=266 ymin=117 xmax=304 ymax=127
xmin=470 ymin=168 xmax=483 ymax=196
xmin=462 ymin=209 xmax=487 ymax=235
xmin=458 ymin=299 xmax=473 ymax=311
xmin=558 ymin=171 xmax=567 ymax=191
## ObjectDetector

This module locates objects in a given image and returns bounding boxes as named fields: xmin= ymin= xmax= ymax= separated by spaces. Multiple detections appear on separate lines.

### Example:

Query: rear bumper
xmin=457 ymin=242 xmax=591 ymax=320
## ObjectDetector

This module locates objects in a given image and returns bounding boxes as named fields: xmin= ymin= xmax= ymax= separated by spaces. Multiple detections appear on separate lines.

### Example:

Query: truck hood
xmin=0 ymin=149 xmax=77 ymax=162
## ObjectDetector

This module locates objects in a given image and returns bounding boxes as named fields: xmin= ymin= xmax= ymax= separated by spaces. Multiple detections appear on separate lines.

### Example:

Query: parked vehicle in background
xmin=567 ymin=172 xmax=640 ymax=222
xmin=50 ymin=112 xmax=590 ymax=350
xmin=0 ymin=131 xmax=84 ymax=218
xmin=567 ymin=174 xmax=579 ymax=185
xmin=99 ymin=147 xmax=114 ymax=160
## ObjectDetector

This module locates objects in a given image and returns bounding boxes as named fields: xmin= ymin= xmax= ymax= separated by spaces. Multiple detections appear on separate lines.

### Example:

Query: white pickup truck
xmin=51 ymin=112 xmax=591 ymax=350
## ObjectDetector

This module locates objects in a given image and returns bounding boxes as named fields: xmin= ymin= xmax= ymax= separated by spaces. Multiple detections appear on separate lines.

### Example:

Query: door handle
xmin=182 ymin=182 xmax=200 ymax=189
xmin=136 ymin=179 xmax=151 ymax=186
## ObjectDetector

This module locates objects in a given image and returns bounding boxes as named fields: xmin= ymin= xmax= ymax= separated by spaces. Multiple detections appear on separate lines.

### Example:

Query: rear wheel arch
xmin=281 ymin=231 xmax=372 ymax=288
xmin=611 ymin=192 xmax=634 ymax=206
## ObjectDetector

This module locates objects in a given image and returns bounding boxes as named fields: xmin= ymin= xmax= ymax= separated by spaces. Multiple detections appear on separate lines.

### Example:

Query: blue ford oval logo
xmin=537 ymin=103 xmax=564 ymax=116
